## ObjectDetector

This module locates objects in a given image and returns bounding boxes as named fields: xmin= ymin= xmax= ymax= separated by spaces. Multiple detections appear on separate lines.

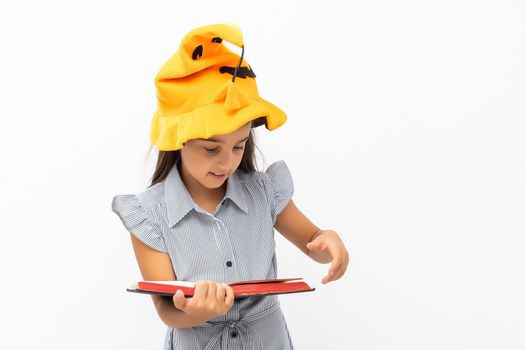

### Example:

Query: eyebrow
xmin=199 ymin=136 xmax=249 ymax=144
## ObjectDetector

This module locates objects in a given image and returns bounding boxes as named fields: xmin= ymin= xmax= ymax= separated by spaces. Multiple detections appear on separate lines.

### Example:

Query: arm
xmin=129 ymin=233 xmax=207 ymax=328
xmin=273 ymin=199 xmax=326 ymax=262
xmin=274 ymin=199 xmax=349 ymax=283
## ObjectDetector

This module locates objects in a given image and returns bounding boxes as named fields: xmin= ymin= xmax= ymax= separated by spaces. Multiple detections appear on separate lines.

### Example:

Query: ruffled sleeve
xmin=265 ymin=160 xmax=295 ymax=224
xmin=111 ymin=194 xmax=169 ymax=253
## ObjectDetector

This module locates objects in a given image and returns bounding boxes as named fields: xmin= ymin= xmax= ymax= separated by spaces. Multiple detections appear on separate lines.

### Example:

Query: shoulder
xmin=135 ymin=181 xmax=167 ymax=209
xmin=235 ymin=160 xmax=294 ymax=222
xmin=236 ymin=160 xmax=291 ymax=185
xmin=111 ymin=181 xmax=168 ymax=222
xmin=111 ymin=182 xmax=170 ymax=253
xmin=236 ymin=160 xmax=294 ymax=207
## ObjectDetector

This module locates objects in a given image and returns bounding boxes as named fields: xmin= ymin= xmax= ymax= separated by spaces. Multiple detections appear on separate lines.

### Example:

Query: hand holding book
xmin=172 ymin=280 xmax=235 ymax=323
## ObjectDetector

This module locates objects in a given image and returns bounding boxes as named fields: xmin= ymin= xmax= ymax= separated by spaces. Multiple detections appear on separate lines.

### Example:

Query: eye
xmin=204 ymin=145 xmax=244 ymax=154
xmin=192 ymin=45 xmax=203 ymax=60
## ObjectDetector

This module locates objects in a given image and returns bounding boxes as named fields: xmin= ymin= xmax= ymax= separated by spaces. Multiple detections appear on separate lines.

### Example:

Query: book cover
xmin=127 ymin=278 xmax=315 ymax=298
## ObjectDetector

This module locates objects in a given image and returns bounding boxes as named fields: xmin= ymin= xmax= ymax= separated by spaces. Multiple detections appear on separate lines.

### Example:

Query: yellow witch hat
xmin=150 ymin=23 xmax=287 ymax=151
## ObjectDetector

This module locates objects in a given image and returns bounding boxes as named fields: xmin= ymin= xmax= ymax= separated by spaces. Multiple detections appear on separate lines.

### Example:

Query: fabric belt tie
xmin=194 ymin=303 xmax=279 ymax=350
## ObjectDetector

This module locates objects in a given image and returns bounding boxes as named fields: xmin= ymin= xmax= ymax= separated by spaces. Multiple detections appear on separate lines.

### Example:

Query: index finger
xmin=322 ymin=258 xmax=343 ymax=284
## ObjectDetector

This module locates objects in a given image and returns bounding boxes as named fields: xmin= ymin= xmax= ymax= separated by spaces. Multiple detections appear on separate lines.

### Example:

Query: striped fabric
xmin=111 ymin=159 xmax=295 ymax=349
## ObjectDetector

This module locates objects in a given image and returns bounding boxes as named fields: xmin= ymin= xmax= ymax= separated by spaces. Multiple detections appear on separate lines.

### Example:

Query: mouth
xmin=209 ymin=172 xmax=226 ymax=181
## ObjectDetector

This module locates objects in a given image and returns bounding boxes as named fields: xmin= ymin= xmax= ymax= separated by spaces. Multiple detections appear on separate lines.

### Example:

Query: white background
xmin=1 ymin=0 xmax=524 ymax=349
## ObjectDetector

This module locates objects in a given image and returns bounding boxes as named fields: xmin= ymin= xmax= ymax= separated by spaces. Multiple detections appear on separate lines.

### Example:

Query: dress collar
xmin=164 ymin=159 xmax=248 ymax=227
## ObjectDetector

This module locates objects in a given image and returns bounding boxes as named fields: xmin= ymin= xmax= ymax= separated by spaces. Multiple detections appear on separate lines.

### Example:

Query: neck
xmin=178 ymin=162 xmax=226 ymax=204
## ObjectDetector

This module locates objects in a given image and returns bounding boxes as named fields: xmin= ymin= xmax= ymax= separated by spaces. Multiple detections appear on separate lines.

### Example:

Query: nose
xmin=216 ymin=151 xmax=234 ymax=173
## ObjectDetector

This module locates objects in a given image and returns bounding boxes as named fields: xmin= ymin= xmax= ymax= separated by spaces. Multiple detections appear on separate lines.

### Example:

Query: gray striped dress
xmin=111 ymin=159 xmax=295 ymax=349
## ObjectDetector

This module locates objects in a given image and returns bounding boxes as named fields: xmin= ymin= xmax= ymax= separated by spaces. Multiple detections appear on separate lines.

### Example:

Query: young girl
xmin=112 ymin=23 xmax=349 ymax=350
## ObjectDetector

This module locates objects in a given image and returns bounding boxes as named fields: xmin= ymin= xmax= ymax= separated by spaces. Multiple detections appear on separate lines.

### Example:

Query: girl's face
xmin=180 ymin=121 xmax=252 ymax=190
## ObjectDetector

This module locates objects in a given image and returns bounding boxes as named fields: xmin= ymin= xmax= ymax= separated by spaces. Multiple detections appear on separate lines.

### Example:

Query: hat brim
xmin=151 ymin=96 xmax=286 ymax=151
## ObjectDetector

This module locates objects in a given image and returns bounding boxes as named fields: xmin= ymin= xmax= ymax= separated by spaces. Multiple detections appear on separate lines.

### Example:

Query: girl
xmin=112 ymin=23 xmax=349 ymax=350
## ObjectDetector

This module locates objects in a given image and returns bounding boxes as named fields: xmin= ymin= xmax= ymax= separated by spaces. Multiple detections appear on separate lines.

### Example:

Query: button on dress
xmin=111 ymin=159 xmax=295 ymax=349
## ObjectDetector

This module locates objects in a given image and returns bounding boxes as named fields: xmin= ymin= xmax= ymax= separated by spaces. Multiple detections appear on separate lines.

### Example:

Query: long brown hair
xmin=148 ymin=124 xmax=263 ymax=188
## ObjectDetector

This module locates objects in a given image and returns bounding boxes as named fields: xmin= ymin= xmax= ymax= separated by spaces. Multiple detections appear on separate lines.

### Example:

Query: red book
xmin=127 ymin=278 xmax=315 ymax=298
